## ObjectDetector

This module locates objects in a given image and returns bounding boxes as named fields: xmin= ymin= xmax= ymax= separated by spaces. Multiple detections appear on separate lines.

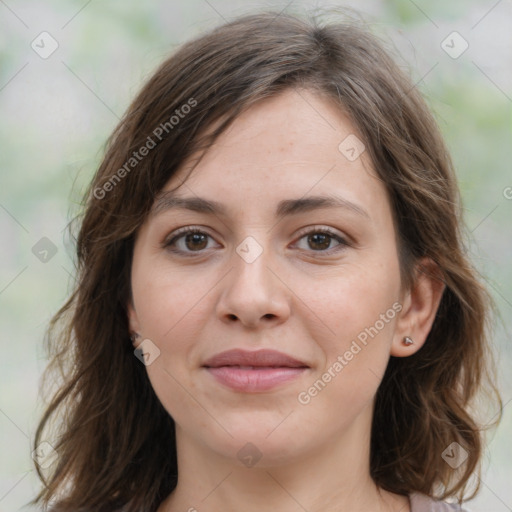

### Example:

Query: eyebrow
xmin=151 ymin=192 xmax=370 ymax=220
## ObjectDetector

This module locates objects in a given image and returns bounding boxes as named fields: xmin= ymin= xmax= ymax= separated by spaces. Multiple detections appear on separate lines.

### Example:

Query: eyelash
xmin=162 ymin=226 xmax=350 ymax=257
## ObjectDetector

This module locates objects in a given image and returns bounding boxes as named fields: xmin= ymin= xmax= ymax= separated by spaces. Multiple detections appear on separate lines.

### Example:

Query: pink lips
xmin=202 ymin=349 xmax=309 ymax=392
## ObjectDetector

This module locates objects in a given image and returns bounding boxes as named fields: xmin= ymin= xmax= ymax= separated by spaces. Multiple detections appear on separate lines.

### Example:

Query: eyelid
xmin=293 ymin=224 xmax=348 ymax=242
xmin=161 ymin=225 xmax=217 ymax=247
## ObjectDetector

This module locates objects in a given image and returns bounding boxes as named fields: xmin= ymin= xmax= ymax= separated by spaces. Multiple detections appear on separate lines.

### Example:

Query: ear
xmin=127 ymin=299 xmax=142 ymax=348
xmin=391 ymin=257 xmax=446 ymax=357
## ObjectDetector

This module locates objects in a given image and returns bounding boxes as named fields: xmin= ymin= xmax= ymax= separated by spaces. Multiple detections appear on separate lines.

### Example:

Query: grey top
xmin=410 ymin=492 xmax=472 ymax=511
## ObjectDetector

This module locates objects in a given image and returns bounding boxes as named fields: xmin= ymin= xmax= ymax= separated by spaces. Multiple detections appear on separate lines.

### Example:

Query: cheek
xmin=131 ymin=258 xmax=212 ymax=391
xmin=309 ymin=261 xmax=400 ymax=345
xmin=131 ymin=256 xmax=207 ymax=340
xmin=302 ymin=261 xmax=400 ymax=407
xmin=133 ymin=273 xmax=209 ymax=424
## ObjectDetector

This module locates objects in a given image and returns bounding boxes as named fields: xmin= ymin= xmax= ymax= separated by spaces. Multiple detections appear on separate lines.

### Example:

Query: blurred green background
xmin=1 ymin=1 xmax=510 ymax=510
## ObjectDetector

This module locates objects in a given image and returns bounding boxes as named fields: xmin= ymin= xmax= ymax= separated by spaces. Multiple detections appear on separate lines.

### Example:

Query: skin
xmin=128 ymin=88 xmax=445 ymax=512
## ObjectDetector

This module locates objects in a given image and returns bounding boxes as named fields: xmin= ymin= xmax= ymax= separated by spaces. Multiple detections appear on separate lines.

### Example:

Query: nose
xmin=215 ymin=243 xmax=291 ymax=330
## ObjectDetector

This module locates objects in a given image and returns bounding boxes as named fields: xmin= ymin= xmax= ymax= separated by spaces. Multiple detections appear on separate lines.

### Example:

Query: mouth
xmin=202 ymin=349 xmax=309 ymax=392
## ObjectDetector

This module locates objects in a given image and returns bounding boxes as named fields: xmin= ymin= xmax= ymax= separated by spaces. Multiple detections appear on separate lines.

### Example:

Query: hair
xmin=31 ymin=8 xmax=502 ymax=512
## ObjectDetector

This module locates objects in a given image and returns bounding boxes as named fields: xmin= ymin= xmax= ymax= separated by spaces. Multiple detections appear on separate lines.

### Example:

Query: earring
xmin=130 ymin=332 xmax=141 ymax=342
xmin=402 ymin=336 xmax=414 ymax=346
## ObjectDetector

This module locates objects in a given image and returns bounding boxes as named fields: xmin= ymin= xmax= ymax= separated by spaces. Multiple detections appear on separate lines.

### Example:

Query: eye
xmin=163 ymin=227 xmax=217 ymax=255
xmin=294 ymin=227 xmax=349 ymax=254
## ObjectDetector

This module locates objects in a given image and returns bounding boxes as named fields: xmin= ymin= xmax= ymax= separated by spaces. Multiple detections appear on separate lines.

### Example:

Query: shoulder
xmin=409 ymin=492 xmax=473 ymax=512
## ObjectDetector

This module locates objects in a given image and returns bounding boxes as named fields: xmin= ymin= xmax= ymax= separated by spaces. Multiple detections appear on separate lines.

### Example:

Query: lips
xmin=202 ymin=349 xmax=309 ymax=392
xmin=202 ymin=349 xmax=309 ymax=369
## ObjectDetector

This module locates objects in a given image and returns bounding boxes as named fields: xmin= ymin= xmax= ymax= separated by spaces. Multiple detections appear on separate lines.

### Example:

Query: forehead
xmin=159 ymin=88 xmax=389 ymax=219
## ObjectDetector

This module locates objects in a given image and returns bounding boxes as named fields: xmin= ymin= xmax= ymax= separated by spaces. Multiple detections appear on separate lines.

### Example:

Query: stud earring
xmin=402 ymin=336 xmax=414 ymax=346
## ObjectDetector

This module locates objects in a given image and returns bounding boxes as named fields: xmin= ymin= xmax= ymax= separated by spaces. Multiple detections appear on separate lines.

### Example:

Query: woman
xmin=31 ymin=9 xmax=502 ymax=512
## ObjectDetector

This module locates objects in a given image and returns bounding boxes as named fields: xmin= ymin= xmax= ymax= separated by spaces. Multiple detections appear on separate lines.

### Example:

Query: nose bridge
xmin=231 ymin=233 xmax=275 ymax=298
xmin=216 ymin=231 xmax=290 ymax=326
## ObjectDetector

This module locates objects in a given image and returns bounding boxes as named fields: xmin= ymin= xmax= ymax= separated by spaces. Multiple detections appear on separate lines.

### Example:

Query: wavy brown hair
xmin=30 ymin=9 xmax=502 ymax=512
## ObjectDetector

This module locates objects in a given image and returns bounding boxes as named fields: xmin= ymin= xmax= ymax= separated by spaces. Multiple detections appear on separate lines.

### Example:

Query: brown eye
xmin=307 ymin=233 xmax=332 ymax=251
xmin=294 ymin=227 xmax=349 ymax=254
xmin=182 ymin=232 xmax=209 ymax=251
xmin=164 ymin=228 xmax=215 ymax=255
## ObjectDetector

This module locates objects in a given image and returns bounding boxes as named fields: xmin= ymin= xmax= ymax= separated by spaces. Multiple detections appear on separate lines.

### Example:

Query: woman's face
xmin=129 ymin=88 xmax=412 ymax=466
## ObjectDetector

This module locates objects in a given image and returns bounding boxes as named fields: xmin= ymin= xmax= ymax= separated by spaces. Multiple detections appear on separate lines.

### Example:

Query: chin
xmin=203 ymin=420 xmax=311 ymax=467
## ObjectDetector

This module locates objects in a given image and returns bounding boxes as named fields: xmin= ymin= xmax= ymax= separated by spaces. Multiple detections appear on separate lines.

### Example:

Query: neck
xmin=157 ymin=403 xmax=410 ymax=512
